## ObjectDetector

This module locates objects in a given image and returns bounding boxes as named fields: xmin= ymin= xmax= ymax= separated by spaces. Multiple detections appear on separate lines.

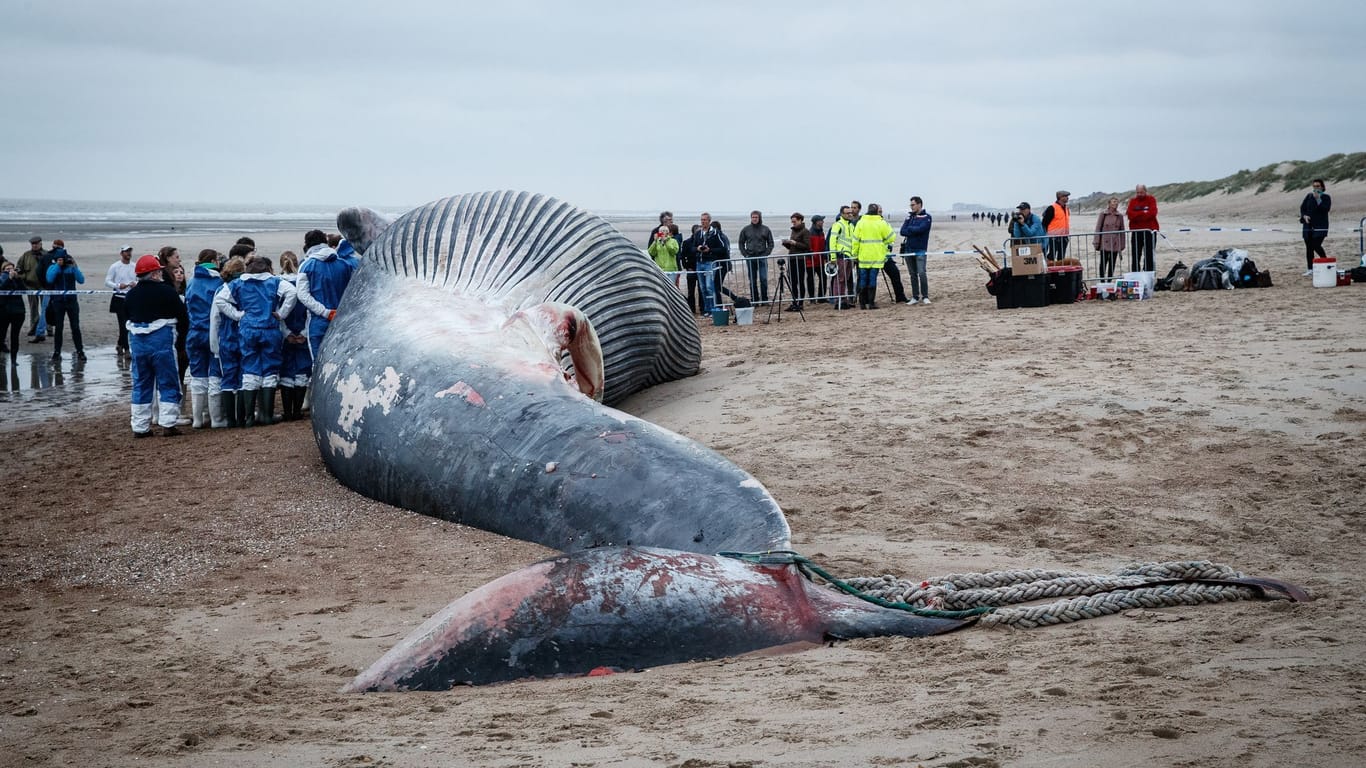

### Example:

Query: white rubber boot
xmin=208 ymin=393 xmax=227 ymax=428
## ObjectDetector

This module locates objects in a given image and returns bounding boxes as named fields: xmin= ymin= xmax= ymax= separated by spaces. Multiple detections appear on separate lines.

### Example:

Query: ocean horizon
xmin=0 ymin=198 xmax=781 ymax=242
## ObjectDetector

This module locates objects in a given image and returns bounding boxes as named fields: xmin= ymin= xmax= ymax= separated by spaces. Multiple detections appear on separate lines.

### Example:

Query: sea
xmin=0 ymin=198 xmax=669 ymax=242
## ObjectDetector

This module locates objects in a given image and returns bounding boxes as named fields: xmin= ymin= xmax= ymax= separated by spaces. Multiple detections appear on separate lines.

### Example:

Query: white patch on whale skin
xmin=328 ymin=431 xmax=357 ymax=459
xmin=333 ymin=367 xmax=407 ymax=438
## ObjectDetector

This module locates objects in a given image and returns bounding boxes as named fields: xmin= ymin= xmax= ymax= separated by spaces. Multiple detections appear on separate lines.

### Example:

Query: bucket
xmin=1312 ymin=257 xmax=1337 ymax=288
xmin=734 ymin=306 xmax=753 ymax=325
xmin=710 ymin=307 xmax=730 ymax=326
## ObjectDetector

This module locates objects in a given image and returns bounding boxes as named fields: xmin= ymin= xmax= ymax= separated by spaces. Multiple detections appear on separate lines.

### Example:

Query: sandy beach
xmin=2 ymin=190 xmax=1364 ymax=767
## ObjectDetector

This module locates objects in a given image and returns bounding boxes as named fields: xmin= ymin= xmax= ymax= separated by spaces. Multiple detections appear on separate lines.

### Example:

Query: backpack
xmin=1155 ymin=260 xmax=1188 ymax=291
xmin=1189 ymin=259 xmax=1231 ymax=291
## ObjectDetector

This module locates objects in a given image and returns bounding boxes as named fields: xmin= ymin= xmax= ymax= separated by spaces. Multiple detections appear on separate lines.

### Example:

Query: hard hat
xmin=135 ymin=255 xmax=163 ymax=276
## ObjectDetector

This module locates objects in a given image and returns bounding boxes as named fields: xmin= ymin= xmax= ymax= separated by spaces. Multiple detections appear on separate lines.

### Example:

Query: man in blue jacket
xmin=1008 ymin=202 xmax=1045 ymax=245
xmin=44 ymin=241 xmax=86 ymax=362
xmin=899 ymin=196 xmax=933 ymax=305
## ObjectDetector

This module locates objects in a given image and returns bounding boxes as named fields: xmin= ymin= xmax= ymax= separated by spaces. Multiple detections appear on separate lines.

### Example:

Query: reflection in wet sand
xmin=1 ymin=345 xmax=132 ymax=428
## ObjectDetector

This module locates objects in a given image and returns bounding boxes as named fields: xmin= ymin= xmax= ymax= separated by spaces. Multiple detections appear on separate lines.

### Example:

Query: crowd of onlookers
xmin=0 ymin=230 xmax=357 ymax=437
xmin=645 ymin=198 xmax=940 ymax=313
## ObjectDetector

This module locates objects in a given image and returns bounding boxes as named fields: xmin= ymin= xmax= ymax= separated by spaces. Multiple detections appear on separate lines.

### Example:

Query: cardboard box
xmin=1010 ymin=244 xmax=1045 ymax=275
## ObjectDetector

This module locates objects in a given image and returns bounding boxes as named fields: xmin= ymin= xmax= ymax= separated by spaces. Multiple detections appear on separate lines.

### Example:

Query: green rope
xmin=717 ymin=550 xmax=994 ymax=620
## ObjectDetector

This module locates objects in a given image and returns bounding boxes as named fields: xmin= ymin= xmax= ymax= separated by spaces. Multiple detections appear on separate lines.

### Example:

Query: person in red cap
xmin=123 ymin=255 xmax=189 ymax=437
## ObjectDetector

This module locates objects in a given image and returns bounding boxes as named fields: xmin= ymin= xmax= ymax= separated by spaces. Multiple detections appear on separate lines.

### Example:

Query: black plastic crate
xmin=1008 ymin=273 xmax=1047 ymax=308
xmin=1046 ymin=267 xmax=1083 ymax=305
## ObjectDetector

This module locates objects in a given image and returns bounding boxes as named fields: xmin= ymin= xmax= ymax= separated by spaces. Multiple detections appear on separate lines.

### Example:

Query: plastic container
xmin=734 ymin=306 xmax=753 ymax=325
xmin=1007 ymin=273 xmax=1047 ymax=308
xmin=1046 ymin=265 xmax=1083 ymax=305
xmin=1312 ymin=257 xmax=1337 ymax=288
xmin=1122 ymin=271 xmax=1156 ymax=296
xmin=1337 ymin=270 xmax=1352 ymax=287
xmin=711 ymin=307 xmax=730 ymax=326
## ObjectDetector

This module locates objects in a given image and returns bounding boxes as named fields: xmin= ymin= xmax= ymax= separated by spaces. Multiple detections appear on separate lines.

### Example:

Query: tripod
xmin=765 ymin=258 xmax=805 ymax=323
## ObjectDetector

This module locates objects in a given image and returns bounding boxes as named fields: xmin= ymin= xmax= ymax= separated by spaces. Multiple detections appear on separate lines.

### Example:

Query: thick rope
xmin=720 ymin=552 xmax=1292 ymax=629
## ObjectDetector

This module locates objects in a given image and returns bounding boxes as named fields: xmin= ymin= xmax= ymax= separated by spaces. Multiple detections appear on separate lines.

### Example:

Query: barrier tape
xmin=1173 ymin=227 xmax=1361 ymax=233
xmin=0 ymin=289 xmax=117 ymax=296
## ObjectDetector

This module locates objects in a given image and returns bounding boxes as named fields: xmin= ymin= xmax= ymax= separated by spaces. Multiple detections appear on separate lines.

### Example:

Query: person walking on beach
xmin=43 ymin=241 xmax=87 ymax=362
xmin=738 ymin=211 xmax=774 ymax=304
xmin=297 ymin=228 xmax=356 ymax=360
xmin=1093 ymin=197 xmax=1127 ymax=280
xmin=106 ymin=245 xmax=137 ymax=355
xmin=16 ymin=236 xmax=49 ymax=341
xmin=125 ymin=254 xmax=189 ymax=438
xmin=900 ymin=196 xmax=933 ymax=304
xmin=1299 ymin=179 xmax=1331 ymax=275
xmin=1125 ymin=184 xmax=1159 ymax=272
xmin=1041 ymin=190 xmax=1071 ymax=262
xmin=852 ymin=203 xmax=895 ymax=310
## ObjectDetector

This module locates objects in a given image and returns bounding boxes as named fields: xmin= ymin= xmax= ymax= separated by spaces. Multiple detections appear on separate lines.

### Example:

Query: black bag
xmin=1350 ymin=266 xmax=1366 ymax=283
xmin=1155 ymin=260 xmax=1187 ymax=291
xmin=1235 ymin=257 xmax=1259 ymax=288
xmin=1189 ymin=259 xmax=1231 ymax=291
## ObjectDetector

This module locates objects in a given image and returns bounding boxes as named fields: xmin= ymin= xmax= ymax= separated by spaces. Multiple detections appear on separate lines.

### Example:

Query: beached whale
xmin=319 ymin=191 xmax=959 ymax=689
xmin=318 ymin=191 xmax=789 ymax=554
xmin=344 ymin=547 xmax=970 ymax=690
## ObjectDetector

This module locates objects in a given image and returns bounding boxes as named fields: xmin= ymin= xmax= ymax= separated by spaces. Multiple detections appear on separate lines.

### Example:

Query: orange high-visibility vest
xmin=1046 ymin=202 xmax=1070 ymax=235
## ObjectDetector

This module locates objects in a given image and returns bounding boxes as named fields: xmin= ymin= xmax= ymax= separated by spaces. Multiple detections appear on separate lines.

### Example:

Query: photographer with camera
xmin=43 ymin=240 xmax=87 ymax=363
xmin=1008 ymin=202 xmax=1046 ymax=246
xmin=647 ymin=224 xmax=681 ymax=287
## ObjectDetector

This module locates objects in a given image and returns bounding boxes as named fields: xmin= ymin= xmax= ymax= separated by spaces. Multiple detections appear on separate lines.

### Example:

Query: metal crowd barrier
xmin=1001 ymin=228 xmax=1164 ymax=282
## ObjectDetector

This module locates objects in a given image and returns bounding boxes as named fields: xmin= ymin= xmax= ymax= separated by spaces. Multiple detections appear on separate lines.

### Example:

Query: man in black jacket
xmin=738 ymin=211 xmax=774 ymax=303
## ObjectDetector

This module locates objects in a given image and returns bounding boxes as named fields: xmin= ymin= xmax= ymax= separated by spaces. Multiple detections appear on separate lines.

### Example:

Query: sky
xmin=3 ymin=0 xmax=1364 ymax=215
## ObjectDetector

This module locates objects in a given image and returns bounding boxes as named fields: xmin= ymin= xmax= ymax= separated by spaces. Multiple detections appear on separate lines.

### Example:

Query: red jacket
xmin=1126 ymin=194 xmax=1159 ymax=231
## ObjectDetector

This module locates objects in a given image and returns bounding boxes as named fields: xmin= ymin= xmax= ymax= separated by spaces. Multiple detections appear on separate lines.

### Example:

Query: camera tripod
xmin=765 ymin=257 xmax=805 ymax=323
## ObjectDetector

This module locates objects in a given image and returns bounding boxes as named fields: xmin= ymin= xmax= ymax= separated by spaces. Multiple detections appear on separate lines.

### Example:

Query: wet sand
xmin=2 ymin=200 xmax=1364 ymax=767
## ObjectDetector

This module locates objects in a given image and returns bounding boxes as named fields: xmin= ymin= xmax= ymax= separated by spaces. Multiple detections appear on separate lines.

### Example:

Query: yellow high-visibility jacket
xmin=829 ymin=218 xmax=856 ymax=260
xmin=851 ymin=215 xmax=894 ymax=269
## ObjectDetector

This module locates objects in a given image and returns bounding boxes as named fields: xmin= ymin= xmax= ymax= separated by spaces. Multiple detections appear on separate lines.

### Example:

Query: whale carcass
xmin=316 ymin=191 xmax=968 ymax=688
xmin=317 ymin=191 xmax=789 ymax=554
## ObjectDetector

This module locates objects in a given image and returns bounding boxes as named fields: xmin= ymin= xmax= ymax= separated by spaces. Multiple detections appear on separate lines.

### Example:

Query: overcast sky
xmin=3 ymin=1 xmax=1363 ymax=214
